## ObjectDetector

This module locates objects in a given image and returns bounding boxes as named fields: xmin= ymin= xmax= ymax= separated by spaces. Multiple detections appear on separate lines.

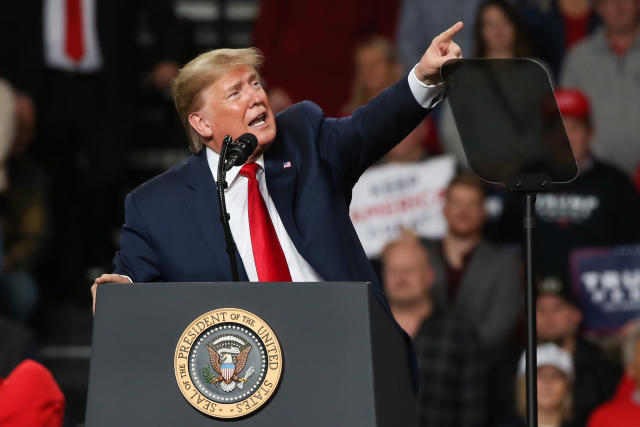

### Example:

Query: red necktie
xmin=65 ymin=0 xmax=85 ymax=62
xmin=239 ymin=163 xmax=292 ymax=282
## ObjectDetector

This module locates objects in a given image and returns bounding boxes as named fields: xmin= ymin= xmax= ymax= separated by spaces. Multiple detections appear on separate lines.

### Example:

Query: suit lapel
xmin=184 ymin=152 xmax=248 ymax=281
xmin=264 ymin=151 xmax=305 ymax=254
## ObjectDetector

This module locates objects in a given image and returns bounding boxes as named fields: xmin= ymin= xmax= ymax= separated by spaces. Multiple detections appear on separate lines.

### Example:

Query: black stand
xmin=441 ymin=59 xmax=578 ymax=427
xmin=507 ymin=175 xmax=552 ymax=427
xmin=216 ymin=135 xmax=239 ymax=281
xmin=524 ymin=193 xmax=537 ymax=427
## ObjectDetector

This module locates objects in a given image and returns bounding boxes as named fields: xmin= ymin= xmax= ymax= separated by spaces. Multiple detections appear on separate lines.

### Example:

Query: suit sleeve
xmin=314 ymin=75 xmax=431 ymax=190
xmin=112 ymin=193 xmax=164 ymax=282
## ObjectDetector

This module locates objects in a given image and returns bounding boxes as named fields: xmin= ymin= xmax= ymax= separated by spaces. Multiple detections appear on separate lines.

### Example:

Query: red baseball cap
xmin=554 ymin=88 xmax=591 ymax=119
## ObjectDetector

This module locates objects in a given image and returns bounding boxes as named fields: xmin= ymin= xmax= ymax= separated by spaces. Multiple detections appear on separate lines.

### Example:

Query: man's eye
xmin=228 ymin=91 xmax=239 ymax=98
xmin=252 ymin=81 xmax=261 ymax=88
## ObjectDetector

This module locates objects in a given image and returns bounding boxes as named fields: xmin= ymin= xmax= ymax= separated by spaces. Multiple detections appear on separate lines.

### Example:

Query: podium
xmin=86 ymin=282 xmax=418 ymax=426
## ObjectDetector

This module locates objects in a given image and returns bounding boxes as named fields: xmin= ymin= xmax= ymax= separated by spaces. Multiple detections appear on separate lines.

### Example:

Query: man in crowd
xmin=539 ymin=89 xmax=640 ymax=284
xmin=422 ymin=173 xmax=522 ymax=351
xmin=561 ymin=0 xmax=640 ymax=175
xmin=91 ymin=23 xmax=465 ymax=315
xmin=495 ymin=88 xmax=640 ymax=286
xmin=537 ymin=277 xmax=621 ymax=426
xmin=382 ymin=234 xmax=485 ymax=427
xmin=588 ymin=324 xmax=640 ymax=426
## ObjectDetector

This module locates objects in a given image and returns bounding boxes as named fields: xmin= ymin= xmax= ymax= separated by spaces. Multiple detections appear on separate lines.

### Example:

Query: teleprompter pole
xmin=508 ymin=174 xmax=551 ymax=427
xmin=524 ymin=193 xmax=537 ymax=427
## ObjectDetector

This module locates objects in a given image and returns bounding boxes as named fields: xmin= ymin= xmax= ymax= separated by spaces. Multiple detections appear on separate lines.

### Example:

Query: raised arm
xmin=316 ymin=23 xmax=464 ymax=188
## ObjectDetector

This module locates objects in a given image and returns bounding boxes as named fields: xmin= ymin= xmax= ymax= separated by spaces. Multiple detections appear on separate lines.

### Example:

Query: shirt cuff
xmin=407 ymin=64 xmax=445 ymax=109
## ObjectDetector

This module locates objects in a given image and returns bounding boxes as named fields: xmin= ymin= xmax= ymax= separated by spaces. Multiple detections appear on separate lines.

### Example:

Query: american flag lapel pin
xmin=282 ymin=161 xmax=292 ymax=169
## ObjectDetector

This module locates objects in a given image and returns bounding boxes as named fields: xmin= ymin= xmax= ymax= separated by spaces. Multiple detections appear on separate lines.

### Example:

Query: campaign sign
xmin=349 ymin=156 xmax=455 ymax=258
xmin=570 ymin=245 xmax=640 ymax=333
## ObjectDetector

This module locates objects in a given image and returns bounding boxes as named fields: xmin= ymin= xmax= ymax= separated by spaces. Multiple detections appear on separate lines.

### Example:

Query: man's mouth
xmin=249 ymin=113 xmax=267 ymax=128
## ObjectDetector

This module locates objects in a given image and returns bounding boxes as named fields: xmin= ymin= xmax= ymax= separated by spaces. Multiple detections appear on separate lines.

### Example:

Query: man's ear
xmin=188 ymin=112 xmax=213 ymax=139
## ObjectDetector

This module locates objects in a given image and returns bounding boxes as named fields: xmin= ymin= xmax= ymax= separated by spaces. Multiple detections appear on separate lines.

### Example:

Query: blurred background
xmin=1 ymin=0 xmax=639 ymax=426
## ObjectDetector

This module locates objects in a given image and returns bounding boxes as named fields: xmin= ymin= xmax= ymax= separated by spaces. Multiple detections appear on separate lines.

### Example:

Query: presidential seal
xmin=174 ymin=308 xmax=283 ymax=419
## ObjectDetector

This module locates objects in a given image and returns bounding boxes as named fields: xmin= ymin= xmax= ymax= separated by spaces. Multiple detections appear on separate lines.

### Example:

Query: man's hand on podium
xmin=415 ymin=21 xmax=464 ymax=86
xmin=91 ymin=274 xmax=131 ymax=314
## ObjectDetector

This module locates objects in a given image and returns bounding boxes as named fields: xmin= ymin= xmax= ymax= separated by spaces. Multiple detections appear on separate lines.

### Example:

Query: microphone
xmin=223 ymin=133 xmax=258 ymax=171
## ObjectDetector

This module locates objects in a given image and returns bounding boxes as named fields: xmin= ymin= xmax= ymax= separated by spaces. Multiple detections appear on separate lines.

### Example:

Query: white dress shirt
xmin=207 ymin=150 xmax=323 ymax=282
xmin=44 ymin=0 xmax=103 ymax=72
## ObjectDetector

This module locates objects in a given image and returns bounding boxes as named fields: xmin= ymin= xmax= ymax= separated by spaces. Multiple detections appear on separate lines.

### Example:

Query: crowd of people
xmin=0 ymin=0 xmax=639 ymax=425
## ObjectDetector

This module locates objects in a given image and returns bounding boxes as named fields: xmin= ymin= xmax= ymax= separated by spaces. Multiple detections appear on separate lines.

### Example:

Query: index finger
xmin=436 ymin=21 xmax=464 ymax=43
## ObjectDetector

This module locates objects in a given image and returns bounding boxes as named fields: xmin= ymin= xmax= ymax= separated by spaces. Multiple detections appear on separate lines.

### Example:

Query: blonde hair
xmin=172 ymin=48 xmax=264 ymax=153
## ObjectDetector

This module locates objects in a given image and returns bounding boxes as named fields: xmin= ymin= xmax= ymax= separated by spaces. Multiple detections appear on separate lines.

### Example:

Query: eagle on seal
xmin=206 ymin=343 xmax=251 ymax=387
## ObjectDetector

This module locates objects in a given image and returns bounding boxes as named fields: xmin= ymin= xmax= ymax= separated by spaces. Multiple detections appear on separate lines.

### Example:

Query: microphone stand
xmin=217 ymin=135 xmax=240 ymax=281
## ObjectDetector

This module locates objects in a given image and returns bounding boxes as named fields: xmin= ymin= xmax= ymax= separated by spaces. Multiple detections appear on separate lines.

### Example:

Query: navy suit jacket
xmin=114 ymin=74 xmax=429 ymax=296
xmin=113 ymin=75 xmax=432 ymax=388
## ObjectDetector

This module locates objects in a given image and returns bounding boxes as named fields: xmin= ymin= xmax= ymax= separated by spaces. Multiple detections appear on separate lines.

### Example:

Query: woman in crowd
xmin=502 ymin=343 xmax=577 ymax=427
xmin=438 ymin=0 xmax=532 ymax=169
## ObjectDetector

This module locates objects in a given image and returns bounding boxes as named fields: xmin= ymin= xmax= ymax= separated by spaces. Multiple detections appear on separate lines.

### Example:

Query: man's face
xmin=537 ymin=294 xmax=582 ymax=344
xmin=596 ymin=0 xmax=640 ymax=33
xmin=383 ymin=242 xmax=434 ymax=306
xmin=443 ymin=184 xmax=485 ymax=238
xmin=563 ymin=117 xmax=592 ymax=163
xmin=192 ymin=65 xmax=276 ymax=160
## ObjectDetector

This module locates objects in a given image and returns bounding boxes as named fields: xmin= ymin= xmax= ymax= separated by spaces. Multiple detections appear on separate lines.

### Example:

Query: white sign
xmin=349 ymin=156 xmax=455 ymax=257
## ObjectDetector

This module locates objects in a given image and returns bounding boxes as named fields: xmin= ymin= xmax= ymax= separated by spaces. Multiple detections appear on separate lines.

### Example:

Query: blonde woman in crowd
xmin=501 ymin=343 xmax=577 ymax=427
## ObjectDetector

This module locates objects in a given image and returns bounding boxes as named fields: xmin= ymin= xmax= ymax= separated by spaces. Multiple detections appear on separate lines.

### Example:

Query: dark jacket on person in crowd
xmin=422 ymin=239 xmax=522 ymax=351
xmin=415 ymin=308 xmax=486 ymax=427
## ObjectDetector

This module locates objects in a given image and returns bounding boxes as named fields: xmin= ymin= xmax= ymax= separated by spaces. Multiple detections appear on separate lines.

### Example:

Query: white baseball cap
xmin=518 ymin=343 xmax=574 ymax=379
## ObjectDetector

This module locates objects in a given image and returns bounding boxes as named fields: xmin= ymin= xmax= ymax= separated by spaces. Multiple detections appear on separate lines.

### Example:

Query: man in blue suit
xmin=91 ymin=23 xmax=464 ymax=318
